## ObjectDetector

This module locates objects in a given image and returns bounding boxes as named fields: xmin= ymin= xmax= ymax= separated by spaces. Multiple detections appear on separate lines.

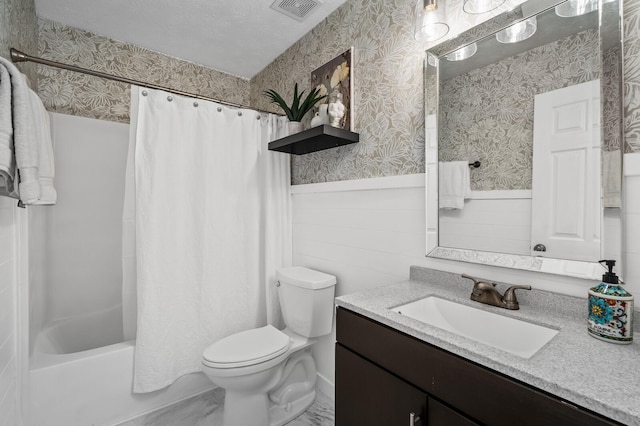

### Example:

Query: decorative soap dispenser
xmin=587 ymin=260 xmax=633 ymax=344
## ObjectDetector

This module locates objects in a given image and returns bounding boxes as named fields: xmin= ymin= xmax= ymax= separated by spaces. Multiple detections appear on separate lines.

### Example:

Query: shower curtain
xmin=122 ymin=86 xmax=291 ymax=393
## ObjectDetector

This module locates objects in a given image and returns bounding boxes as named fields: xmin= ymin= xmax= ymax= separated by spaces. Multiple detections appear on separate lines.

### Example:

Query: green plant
xmin=263 ymin=83 xmax=327 ymax=122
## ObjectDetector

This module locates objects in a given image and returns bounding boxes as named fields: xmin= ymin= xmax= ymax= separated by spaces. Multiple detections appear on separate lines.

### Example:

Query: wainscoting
xmin=291 ymin=174 xmax=427 ymax=395
xmin=439 ymin=191 xmax=532 ymax=256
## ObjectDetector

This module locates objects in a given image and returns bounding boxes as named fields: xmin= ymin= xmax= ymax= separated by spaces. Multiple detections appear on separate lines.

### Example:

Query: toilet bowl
xmin=201 ymin=267 xmax=336 ymax=426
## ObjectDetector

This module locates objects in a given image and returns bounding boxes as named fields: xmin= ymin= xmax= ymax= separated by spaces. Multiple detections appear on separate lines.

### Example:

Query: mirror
xmin=425 ymin=0 xmax=623 ymax=279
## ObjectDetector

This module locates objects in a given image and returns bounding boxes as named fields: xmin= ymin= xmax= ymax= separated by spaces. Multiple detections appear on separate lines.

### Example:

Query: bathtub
xmin=29 ymin=305 xmax=214 ymax=426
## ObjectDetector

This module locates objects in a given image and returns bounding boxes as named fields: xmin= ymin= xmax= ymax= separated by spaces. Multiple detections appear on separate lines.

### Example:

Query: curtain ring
xmin=217 ymin=107 xmax=222 ymax=112
xmin=167 ymin=95 xmax=173 ymax=102
xmin=237 ymin=111 xmax=243 ymax=116
xmin=193 ymin=101 xmax=199 ymax=107
xmin=141 ymin=90 xmax=148 ymax=96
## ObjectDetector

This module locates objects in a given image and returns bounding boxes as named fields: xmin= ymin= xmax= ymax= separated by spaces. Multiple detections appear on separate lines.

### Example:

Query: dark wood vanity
xmin=336 ymin=307 xmax=621 ymax=426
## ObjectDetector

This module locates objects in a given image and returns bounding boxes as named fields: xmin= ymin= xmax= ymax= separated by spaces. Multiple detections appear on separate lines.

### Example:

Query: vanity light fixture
xmin=463 ymin=0 xmax=506 ymax=14
xmin=414 ymin=0 xmax=450 ymax=42
xmin=555 ymin=0 xmax=598 ymax=17
xmin=495 ymin=16 xmax=537 ymax=43
xmin=445 ymin=43 xmax=478 ymax=61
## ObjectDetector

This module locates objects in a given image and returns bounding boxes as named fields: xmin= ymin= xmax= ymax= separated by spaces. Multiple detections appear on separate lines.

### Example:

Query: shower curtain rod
xmin=9 ymin=48 xmax=281 ymax=116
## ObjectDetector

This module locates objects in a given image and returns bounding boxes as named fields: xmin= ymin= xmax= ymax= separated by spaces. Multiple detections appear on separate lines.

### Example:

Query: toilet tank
xmin=277 ymin=267 xmax=336 ymax=338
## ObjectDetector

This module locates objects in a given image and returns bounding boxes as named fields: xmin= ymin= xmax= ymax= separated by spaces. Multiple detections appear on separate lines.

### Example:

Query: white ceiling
xmin=34 ymin=0 xmax=347 ymax=79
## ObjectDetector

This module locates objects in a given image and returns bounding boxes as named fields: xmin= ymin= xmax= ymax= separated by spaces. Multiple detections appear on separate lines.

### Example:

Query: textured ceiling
xmin=34 ymin=0 xmax=347 ymax=79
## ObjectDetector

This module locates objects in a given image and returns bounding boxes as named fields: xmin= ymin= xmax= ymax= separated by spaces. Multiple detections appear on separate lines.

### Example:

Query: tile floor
xmin=117 ymin=387 xmax=335 ymax=426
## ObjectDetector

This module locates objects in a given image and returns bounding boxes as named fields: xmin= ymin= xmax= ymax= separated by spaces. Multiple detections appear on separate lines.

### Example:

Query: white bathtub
xmin=29 ymin=306 xmax=214 ymax=426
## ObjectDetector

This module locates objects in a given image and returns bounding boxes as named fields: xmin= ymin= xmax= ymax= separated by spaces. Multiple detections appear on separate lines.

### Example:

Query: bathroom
xmin=1 ymin=0 xmax=639 ymax=424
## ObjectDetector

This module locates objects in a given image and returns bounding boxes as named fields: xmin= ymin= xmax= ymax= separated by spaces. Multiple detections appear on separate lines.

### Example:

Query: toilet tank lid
xmin=277 ymin=267 xmax=336 ymax=289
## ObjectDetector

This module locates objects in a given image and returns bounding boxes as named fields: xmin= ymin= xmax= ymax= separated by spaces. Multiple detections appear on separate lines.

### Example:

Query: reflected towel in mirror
xmin=439 ymin=161 xmax=471 ymax=210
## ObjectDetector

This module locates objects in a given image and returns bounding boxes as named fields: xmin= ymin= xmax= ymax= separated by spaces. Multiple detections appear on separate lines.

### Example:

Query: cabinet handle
xmin=409 ymin=412 xmax=421 ymax=425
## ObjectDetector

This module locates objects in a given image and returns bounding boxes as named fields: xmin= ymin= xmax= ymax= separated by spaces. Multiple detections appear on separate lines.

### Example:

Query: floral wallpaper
xmin=625 ymin=0 xmax=640 ymax=153
xmin=0 ymin=0 xmax=38 ymax=90
xmin=438 ymin=30 xmax=599 ymax=191
xmin=37 ymin=18 xmax=251 ymax=123
xmin=252 ymin=0 xmax=640 ymax=184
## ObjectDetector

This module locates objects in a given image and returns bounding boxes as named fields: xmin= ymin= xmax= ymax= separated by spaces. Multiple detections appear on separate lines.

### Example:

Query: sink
xmin=392 ymin=296 xmax=558 ymax=359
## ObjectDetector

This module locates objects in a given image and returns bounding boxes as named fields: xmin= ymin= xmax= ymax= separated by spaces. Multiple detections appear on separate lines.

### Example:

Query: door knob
xmin=533 ymin=244 xmax=546 ymax=252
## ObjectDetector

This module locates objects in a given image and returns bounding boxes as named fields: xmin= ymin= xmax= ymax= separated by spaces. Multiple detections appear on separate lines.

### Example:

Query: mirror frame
xmin=425 ymin=0 xmax=623 ymax=280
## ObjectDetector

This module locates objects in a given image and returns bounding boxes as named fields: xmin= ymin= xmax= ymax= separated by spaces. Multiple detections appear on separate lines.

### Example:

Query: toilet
xmin=201 ymin=266 xmax=336 ymax=426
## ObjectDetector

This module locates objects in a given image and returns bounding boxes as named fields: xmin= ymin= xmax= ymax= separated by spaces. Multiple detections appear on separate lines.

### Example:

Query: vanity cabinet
xmin=336 ymin=308 xmax=621 ymax=426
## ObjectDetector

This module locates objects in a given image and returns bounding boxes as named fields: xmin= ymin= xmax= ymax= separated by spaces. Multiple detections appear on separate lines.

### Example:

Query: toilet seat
xmin=202 ymin=325 xmax=292 ymax=369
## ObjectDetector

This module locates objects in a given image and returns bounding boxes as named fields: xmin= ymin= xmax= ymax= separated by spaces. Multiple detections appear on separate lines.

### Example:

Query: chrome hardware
xmin=462 ymin=274 xmax=531 ymax=310
xmin=533 ymin=243 xmax=546 ymax=252
xmin=409 ymin=412 xmax=421 ymax=425
xmin=238 ymin=111 xmax=243 ymax=116
xmin=141 ymin=90 xmax=148 ymax=96
xmin=275 ymin=281 xmax=281 ymax=287
xmin=217 ymin=107 xmax=223 ymax=112
xmin=167 ymin=95 xmax=173 ymax=102
xmin=193 ymin=101 xmax=199 ymax=107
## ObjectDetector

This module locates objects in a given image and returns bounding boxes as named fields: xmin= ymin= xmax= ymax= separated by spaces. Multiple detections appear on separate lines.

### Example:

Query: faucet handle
xmin=502 ymin=285 xmax=532 ymax=310
xmin=461 ymin=274 xmax=496 ymax=296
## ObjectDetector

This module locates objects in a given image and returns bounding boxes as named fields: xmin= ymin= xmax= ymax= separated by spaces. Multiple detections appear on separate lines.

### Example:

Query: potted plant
xmin=264 ymin=83 xmax=327 ymax=134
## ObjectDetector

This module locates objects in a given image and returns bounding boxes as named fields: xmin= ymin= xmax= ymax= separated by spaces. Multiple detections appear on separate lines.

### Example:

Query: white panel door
xmin=531 ymin=80 xmax=601 ymax=261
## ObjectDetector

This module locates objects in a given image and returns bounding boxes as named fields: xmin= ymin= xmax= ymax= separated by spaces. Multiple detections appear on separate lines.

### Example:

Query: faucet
xmin=461 ymin=274 xmax=531 ymax=310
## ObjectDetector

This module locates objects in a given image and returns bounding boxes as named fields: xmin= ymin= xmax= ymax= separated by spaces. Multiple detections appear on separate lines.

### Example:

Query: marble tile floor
xmin=116 ymin=387 xmax=335 ymax=426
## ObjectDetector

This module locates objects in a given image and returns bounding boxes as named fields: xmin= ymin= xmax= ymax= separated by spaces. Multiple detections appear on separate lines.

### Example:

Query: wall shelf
xmin=268 ymin=125 xmax=359 ymax=155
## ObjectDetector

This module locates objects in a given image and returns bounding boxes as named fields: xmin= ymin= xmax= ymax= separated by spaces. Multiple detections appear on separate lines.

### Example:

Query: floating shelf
xmin=268 ymin=125 xmax=359 ymax=155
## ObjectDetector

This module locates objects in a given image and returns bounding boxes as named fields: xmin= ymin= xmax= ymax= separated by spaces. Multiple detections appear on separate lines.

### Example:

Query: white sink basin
xmin=392 ymin=296 xmax=558 ymax=359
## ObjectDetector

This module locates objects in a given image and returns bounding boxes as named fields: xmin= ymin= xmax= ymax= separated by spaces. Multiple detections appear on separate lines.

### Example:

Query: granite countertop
xmin=335 ymin=267 xmax=640 ymax=426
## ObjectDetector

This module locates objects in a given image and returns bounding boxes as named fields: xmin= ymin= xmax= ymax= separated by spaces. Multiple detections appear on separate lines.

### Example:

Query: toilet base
xmin=269 ymin=389 xmax=316 ymax=426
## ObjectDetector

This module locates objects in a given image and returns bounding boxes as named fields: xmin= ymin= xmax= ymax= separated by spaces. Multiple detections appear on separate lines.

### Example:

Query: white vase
xmin=288 ymin=121 xmax=304 ymax=135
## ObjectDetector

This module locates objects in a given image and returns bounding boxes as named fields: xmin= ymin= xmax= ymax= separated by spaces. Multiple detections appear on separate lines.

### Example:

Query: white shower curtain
xmin=122 ymin=86 xmax=291 ymax=393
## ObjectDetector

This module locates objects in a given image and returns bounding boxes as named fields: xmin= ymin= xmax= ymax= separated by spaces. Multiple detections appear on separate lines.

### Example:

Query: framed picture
xmin=311 ymin=48 xmax=353 ymax=131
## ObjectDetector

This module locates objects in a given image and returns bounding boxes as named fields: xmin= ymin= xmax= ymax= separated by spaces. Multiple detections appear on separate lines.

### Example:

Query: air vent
xmin=270 ymin=0 xmax=322 ymax=21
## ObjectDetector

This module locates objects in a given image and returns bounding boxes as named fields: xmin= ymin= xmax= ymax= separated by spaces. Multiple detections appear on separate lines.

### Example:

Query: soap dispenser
xmin=587 ymin=260 xmax=633 ymax=344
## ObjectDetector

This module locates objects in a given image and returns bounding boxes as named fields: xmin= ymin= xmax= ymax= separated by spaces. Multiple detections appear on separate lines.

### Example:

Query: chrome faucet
xmin=461 ymin=274 xmax=531 ymax=310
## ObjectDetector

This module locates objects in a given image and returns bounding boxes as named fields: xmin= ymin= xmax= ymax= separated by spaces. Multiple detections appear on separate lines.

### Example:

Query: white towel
xmin=27 ymin=87 xmax=57 ymax=205
xmin=602 ymin=150 xmax=621 ymax=208
xmin=439 ymin=161 xmax=471 ymax=210
xmin=0 ymin=64 xmax=17 ymax=197
xmin=0 ymin=57 xmax=57 ymax=205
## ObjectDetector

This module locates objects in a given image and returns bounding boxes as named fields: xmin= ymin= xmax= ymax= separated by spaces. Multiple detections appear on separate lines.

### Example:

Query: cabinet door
xmin=428 ymin=398 xmax=478 ymax=426
xmin=336 ymin=344 xmax=427 ymax=425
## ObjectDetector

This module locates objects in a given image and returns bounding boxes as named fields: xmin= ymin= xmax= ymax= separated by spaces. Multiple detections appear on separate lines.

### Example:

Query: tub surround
xmin=335 ymin=266 xmax=640 ymax=425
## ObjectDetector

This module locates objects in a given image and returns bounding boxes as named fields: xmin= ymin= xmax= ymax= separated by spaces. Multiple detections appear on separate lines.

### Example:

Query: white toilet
xmin=201 ymin=266 xmax=336 ymax=426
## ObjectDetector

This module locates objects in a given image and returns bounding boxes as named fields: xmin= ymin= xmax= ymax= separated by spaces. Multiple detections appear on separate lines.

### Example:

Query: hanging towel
xmin=0 ymin=57 xmax=57 ymax=205
xmin=0 ymin=65 xmax=15 ymax=196
xmin=439 ymin=161 xmax=471 ymax=210
xmin=602 ymin=150 xmax=621 ymax=208
xmin=26 ymin=86 xmax=57 ymax=205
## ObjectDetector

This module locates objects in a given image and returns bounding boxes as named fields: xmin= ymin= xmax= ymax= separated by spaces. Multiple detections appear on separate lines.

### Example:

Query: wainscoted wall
xmin=439 ymin=193 xmax=532 ymax=255
xmin=291 ymin=174 xmax=615 ymax=390
xmin=37 ymin=18 xmax=251 ymax=123
xmin=439 ymin=30 xmax=599 ymax=191
xmin=293 ymin=169 xmax=640 ymax=389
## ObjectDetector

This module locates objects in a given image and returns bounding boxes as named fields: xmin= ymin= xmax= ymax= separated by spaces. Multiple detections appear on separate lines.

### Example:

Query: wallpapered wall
xmin=251 ymin=0 xmax=427 ymax=185
xmin=252 ymin=0 xmax=640 ymax=184
xmin=625 ymin=0 xmax=640 ymax=153
xmin=438 ymin=30 xmax=599 ymax=191
xmin=0 ymin=0 xmax=38 ymax=89
xmin=37 ymin=18 xmax=251 ymax=123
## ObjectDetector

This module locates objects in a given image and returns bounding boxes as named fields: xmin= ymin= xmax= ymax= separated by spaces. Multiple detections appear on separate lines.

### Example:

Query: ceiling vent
xmin=270 ymin=0 xmax=322 ymax=21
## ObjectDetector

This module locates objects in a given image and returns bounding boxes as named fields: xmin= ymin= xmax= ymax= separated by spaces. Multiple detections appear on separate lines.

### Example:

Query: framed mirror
xmin=425 ymin=0 xmax=623 ymax=279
